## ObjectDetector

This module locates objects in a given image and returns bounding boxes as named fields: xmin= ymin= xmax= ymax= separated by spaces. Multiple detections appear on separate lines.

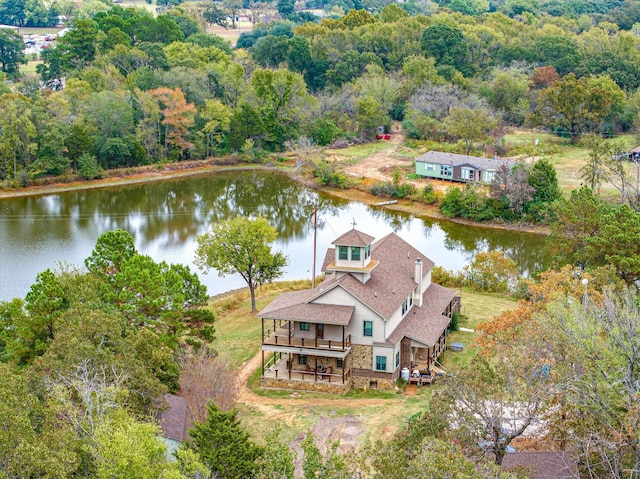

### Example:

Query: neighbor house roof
xmin=415 ymin=151 xmax=513 ymax=172
xmin=501 ymin=452 xmax=578 ymax=479
xmin=158 ymin=394 xmax=191 ymax=442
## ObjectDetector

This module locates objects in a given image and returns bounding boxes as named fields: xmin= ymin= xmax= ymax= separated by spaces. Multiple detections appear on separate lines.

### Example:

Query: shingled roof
xmin=261 ymin=232 xmax=451 ymax=327
xmin=501 ymin=452 xmax=578 ymax=479
xmin=158 ymin=394 xmax=191 ymax=442
xmin=386 ymin=283 xmax=457 ymax=347
xmin=415 ymin=151 xmax=513 ymax=172
xmin=332 ymin=229 xmax=375 ymax=247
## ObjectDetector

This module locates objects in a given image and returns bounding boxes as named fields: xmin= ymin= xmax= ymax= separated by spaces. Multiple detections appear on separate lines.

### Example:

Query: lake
xmin=0 ymin=170 xmax=549 ymax=301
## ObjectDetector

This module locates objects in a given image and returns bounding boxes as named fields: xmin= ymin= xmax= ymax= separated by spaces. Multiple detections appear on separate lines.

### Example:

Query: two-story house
xmin=257 ymin=228 xmax=460 ymax=393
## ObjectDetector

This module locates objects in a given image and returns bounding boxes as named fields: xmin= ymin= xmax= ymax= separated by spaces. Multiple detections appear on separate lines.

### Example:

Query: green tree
xmin=0 ymin=27 xmax=25 ymax=76
xmin=200 ymin=98 xmax=232 ymax=157
xmin=532 ymin=73 xmax=615 ymax=144
xmin=548 ymin=186 xmax=605 ymax=270
xmin=0 ymin=93 xmax=36 ymax=185
xmin=93 ymin=409 xmax=186 ymax=479
xmin=189 ymin=402 xmax=264 ymax=479
xmin=277 ymin=0 xmax=295 ymax=18
xmin=422 ymin=23 xmax=468 ymax=74
xmin=195 ymin=216 xmax=288 ymax=311
xmin=56 ymin=19 xmax=99 ymax=70
xmin=445 ymin=106 xmax=497 ymax=155
xmin=0 ymin=364 xmax=79 ymax=478
xmin=463 ymin=250 xmax=519 ymax=293
xmin=529 ymin=158 xmax=561 ymax=204
xmin=85 ymin=228 xmax=137 ymax=277
xmin=256 ymin=427 xmax=295 ymax=479
xmin=249 ymin=68 xmax=313 ymax=149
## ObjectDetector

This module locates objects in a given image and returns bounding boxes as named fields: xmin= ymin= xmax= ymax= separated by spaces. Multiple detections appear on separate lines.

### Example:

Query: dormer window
xmin=338 ymin=246 xmax=348 ymax=260
xmin=365 ymin=245 xmax=371 ymax=259
xmin=351 ymin=246 xmax=361 ymax=261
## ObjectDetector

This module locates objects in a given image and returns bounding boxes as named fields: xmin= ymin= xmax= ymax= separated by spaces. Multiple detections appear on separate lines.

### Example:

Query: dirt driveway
xmin=234 ymin=350 xmax=412 ymax=476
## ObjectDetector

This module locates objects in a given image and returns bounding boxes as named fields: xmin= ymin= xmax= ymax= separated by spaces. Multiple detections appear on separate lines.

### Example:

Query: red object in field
xmin=384 ymin=134 xmax=391 ymax=140
xmin=376 ymin=134 xmax=384 ymax=140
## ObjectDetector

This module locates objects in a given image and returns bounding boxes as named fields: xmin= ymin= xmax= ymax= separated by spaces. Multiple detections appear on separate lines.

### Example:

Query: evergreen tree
xmin=189 ymin=402 xmax=264 ymax=479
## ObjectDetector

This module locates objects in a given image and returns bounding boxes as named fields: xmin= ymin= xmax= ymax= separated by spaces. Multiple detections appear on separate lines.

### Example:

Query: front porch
xmin=260 ymin=351 xmax=352 ymax=394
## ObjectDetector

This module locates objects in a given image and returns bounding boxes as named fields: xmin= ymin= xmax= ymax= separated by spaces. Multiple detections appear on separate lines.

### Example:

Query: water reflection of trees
xmin=366 ymin=205 xmax=415 ymax=233
xmin=434 ymin=218 xmax=549 ymax=275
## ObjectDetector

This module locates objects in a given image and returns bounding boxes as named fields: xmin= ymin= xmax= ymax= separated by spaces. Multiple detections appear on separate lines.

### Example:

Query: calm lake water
xmin=0 ymin=171 xmax=549 ymax=301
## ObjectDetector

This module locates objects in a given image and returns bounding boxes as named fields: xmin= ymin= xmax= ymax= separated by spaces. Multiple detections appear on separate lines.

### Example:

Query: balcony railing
xmin=263 ymin=333 xmax=351 ymax=351
xmin=262 ymin=320 xmax=351 ymax=351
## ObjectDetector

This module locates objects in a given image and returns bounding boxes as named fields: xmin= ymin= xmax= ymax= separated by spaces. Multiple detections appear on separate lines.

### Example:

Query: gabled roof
xmin=415 ymin=151 xmax=513 ymax=172
xmin=332 ymin=229 xmax=375 ymax=247
xmin=385 ymin=283 xmax=457 ymax=347
xmin=258 ymin=300 xmax=354 ymax=325
xmin=324 ymin=233 xmax=435 ymax=318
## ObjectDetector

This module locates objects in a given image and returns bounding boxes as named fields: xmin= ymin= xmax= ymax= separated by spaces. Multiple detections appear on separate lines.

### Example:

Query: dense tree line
xmin=2 ymin=2 xmax=640 ymax=186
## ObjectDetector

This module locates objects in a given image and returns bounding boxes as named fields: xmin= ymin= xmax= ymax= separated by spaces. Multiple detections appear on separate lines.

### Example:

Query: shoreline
xmin=0 ymin=161 xmax=549 ymax=236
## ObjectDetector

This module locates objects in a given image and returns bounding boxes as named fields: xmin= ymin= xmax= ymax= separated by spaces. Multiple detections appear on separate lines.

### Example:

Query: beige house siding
xmin=313 ymin=288 xmax=384 ymax=344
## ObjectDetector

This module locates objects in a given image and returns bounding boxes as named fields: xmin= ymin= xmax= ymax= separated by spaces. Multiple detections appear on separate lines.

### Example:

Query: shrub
xmin=78 ymin=153 xmax=102 ymax=180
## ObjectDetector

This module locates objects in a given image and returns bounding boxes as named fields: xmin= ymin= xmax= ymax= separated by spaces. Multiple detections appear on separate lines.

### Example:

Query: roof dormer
xmin=326 ymin=229 xmax=378 ymax=283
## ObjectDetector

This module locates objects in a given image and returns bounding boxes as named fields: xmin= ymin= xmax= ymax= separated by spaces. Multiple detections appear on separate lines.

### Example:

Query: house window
xmin=395 ymin=351 xmax=400 ymax=368
xmin=337 ymin=359 xmax=343 ymax=368
xmin=409 ymin=295 xmax=413 ymax=306
xmin=338 ymin=245 xmax=348 ymax=260
xmin=441 ymin=165 xmax=452 ymax=177
xmin=364 ymin=244 xmax=371 ymax=259
xmin=426 ymin=163 xmax=435 ymax=171
xmin=299 ymin=355 xmax=307 ymax=365
xmin=461 ymin=167 xmax=473 ymax=180
xmin=486 ymin=171 xmax=495 ymax=182
xmin=402 ymin=299 xmax=408 ymax=315
xmin=351 ymin=246 xmax=361 ymax=261
xmin=300 ymin=322 xmax=310 ymax=331
xmin=376 ymin=355 xmax=387 ymax=371
xmin=363 ymin=321 xmax=373 ymax=337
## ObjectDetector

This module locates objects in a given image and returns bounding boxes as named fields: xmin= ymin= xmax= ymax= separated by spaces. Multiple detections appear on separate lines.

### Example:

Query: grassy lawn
xmin=500 ymin=130 xmax=637 ymax=199
xmin=441 ymin=290 xmax=517 ymax=370
xmin=20 ymin=60 xmax=42 ymax=75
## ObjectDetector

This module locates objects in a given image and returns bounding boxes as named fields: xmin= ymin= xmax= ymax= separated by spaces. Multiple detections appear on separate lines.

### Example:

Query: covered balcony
xmin=262 ymin=318 xmax=351 ymax=352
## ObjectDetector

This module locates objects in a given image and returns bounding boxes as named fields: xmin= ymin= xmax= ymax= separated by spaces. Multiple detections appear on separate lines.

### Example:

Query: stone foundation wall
xmin=352 ymin=375 xmax=395 ymax=390
xmin=262 ymin=377 xmax=350 ymax=394
xmin=349 ymin=344 xmax=372 ymax=369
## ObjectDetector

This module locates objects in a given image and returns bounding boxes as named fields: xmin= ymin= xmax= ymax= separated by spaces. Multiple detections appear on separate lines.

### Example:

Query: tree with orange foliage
xmin=529 ymin=65 xmax=560 ymax=90
xmin=149 ymin=87 xmax=196 ymax=160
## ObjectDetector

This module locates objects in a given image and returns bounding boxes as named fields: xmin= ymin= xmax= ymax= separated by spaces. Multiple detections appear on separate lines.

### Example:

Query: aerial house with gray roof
xmin=257 ymin=228 xmax=460 ymax=393
xmin=415 ymin=151 xmax=514 ymax=183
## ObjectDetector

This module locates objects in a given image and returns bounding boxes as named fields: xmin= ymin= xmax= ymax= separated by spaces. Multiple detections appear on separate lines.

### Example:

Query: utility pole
xmin=312 ymin=204 xmax=317 ymax=289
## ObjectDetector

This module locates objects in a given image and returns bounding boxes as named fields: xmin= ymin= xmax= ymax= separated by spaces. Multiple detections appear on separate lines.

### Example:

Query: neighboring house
xmin=415 ymin=151 xmax=514 ymax=183
xmin=157 ymin=394 xmax=191 ymax=457
xmin=501 ymin=452 xmax=578 ymax=479
xmin=257 ymin=228 xmax=460 ymax=393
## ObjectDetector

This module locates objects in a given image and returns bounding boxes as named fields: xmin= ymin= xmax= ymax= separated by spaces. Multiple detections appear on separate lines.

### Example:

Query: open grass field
xmin=20 ymin=60 xmax=42 ymax=75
